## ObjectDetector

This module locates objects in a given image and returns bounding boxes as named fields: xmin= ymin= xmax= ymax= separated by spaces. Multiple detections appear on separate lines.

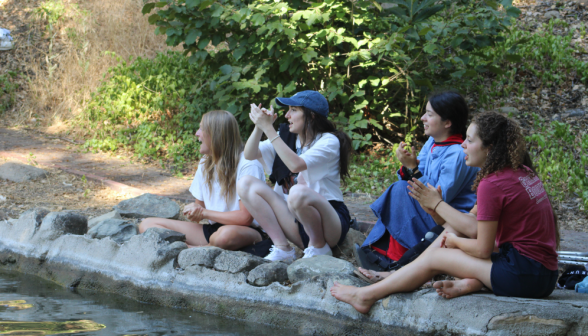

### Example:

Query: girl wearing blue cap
xmin=238 ymin=90 xmax=352 ymax=262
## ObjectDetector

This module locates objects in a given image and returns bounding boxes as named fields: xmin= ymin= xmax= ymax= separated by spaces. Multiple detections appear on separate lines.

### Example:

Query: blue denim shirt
xmin=364 ymin=137 xmax=479 ymax=248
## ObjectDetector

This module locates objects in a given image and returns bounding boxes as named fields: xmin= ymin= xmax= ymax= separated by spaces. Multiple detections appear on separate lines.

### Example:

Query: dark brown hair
xmin=300 ymin=106 xmax=352 ymax=183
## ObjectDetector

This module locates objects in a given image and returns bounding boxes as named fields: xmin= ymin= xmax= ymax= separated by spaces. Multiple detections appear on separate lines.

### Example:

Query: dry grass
xmin=18 ymin=0 xmax=172 ymax=134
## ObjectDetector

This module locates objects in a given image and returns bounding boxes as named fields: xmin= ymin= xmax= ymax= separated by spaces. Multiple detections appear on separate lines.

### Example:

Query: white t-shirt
xmin=189 ymin=152 xmax=265 ymax=225
xmin=259 ymin=132 xmax=343 ymax=202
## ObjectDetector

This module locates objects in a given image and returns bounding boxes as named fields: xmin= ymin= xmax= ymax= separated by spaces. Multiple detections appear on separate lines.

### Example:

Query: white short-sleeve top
xmin=189 ymin=152 xmax=265 ymax=224
xmin=259 ymin=132 xmax=343 ymax=202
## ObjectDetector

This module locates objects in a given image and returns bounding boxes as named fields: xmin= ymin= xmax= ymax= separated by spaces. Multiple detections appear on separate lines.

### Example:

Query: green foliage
xmin=0 ymin=72 xmax=18 ymax=113
xmin=526 ymin=114 xmax=588 ymax=212
xmin=143 ymin=0 xmax=520 ymax=148
xmin=472 ymin=19 xmax=588 ymax=104
xmin=81 ymin=51 xmax=215 ymax=170
xmin=34 ymin=0 xmax=66 ymax=31
xmin=346 ymin=145 xmax=402 ymax=194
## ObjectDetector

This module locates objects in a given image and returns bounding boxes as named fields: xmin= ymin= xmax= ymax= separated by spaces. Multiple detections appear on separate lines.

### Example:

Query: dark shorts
xmin=491 ymin=243 xmax=558 ymax=298
xmin=296 ymin=200 xmax=351 ymax=249
xmin=202 ymin=223 xmax=272 ymax=257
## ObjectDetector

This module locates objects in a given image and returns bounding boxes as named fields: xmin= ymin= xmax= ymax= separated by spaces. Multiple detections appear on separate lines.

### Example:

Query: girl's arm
xmin=443 ymin=220 xmax=498 ymax=259
xmin=435 ymin=203 xmax=478 ymax=238
xmin=201 ymin=200 xmax=254 ymax=226
xmin=244 ymin=126 xmax=264 ymax=160
xmin=408 ymin=179 xmax=478 ymax=238
xmin=250 ymin=105 xmax=307 ymax=173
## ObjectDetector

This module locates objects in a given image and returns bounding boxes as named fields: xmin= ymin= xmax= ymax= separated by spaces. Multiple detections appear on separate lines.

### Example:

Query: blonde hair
xmin=200 ymin=110 xmax=243 ymax=204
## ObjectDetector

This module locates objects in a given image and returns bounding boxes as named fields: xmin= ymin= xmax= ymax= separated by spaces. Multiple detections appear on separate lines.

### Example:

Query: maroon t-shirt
xmin=477 ymin=166 xmax=558 ymax=270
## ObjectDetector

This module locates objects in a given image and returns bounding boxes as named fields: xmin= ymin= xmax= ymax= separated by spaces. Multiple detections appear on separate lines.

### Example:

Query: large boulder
xmin=36 ymin=212 xmax=88 ymax=241
xmin=247 ymin=262 xmax=289 ymax=286
xmin=88 ymin=210 xmax=122 ymax=229
xmin=114 ymin=193 xmax=180 ymax=219
xmin=177 ymin=246 xmax=223 ymax=269
xmin=0 ymin=162 xmax=48 ymax=182
xmin=288 ymin=255 xmax=355 ymax=283
xmin=87 ymin=218 xmax=137 ymax=244
xmin=214 ymin=250 xmax=269 ymax=274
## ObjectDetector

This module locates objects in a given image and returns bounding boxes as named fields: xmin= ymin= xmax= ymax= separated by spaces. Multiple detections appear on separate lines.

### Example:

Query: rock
xmin=0 ymin=162 xmax=48 ymax=183
xmin=544 ymin=10 xmax=562 ymax=19
xmin=87 ymin=218 xmax=137 ymax=244
xmin=565 ymin=108 xmax=586 ymax=117
xmin=37 ymin=212 xmax=88 ymax=241
xmin=498 ymin=106 xmax=520 ymax=115
xmin=178 ymin=246 xmax=223 ymax=268
xmin=573 ymin=84 xmax=586 ymax=92
xmin=143 ymin=227 xmax=186 ymax=244
xmin=88 ymin=210 xmax=122 ymax=229
xmin=214 ymin=250 xmax=269 ymax=273
xmin=247 ymin=262 xmax=289 ymax=286
xmin=551 ymin=114 xmax=563 ymax=122
xmin=114 ymin=193 xmax=180 ymax=219
xmin=333 ymin=228 xmax=364 ymax=259
xmin=288 ymin=255 xmax=355 ymax=283
xmin=156 ymin=241 xmax=188 ymax=262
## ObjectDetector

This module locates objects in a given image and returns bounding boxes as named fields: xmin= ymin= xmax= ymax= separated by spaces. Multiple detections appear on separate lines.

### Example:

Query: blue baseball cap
xmin=275 ymin=90 xmax=329 ymax=117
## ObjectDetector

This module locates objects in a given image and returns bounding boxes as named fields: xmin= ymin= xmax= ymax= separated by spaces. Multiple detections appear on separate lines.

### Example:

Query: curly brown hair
xmin=471 ymin=112 xmax=526 ymax=191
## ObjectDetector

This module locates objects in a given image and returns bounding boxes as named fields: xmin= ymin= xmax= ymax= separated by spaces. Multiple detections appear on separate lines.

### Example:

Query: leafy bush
xmin=34 ymin=0 xmax=66 ymax=31
xmin=0 ymin=72 xmax=19 ymax=113
xmin=473 ymin=19 xmax=588 ymax=104
xmin=143 ymin=0 xmax=520 ymax=148
xmin=81 ymin=51 xmax=215 ymax=169
xmin=526 ymin=114 xmax=588 ymax=212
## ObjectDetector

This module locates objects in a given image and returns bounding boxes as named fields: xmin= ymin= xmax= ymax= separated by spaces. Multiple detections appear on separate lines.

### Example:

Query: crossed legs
xmin=138 ymin=218 xmax=261 ymax=249
xmin=331 ymin=242 xmax=491 ymax=314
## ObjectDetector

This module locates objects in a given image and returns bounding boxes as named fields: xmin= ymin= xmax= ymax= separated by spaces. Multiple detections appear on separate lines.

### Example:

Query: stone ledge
xmin=0 ymin=209 xmax=587 ymax=335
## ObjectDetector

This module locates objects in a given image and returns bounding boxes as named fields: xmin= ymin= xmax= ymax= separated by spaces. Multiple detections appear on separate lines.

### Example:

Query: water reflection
xmin=0 ymin=301 xmax=33 ymax=311
xmin=0 ymin=269 xmax=294 ymax=335
xmin=0 ymin=319 xmax=105 ymax=335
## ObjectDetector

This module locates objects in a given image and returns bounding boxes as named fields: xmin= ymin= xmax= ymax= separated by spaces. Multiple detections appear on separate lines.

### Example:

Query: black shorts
xmin=296 ymin=200 xmax=351 ymax=249
xmin=491 ymin=243 xmax=558 ymax=298
xmin=202 ymin=223 xmax=272 ymax=258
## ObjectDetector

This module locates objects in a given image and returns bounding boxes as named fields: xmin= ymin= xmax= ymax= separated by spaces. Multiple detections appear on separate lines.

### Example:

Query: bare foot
xmin=433 ymin=279 xmax=484 ymax=299
xmin=330 ymin=282 xmax=376 ymax=314
xmin=358 ymin=267 xmax=393 ymax=283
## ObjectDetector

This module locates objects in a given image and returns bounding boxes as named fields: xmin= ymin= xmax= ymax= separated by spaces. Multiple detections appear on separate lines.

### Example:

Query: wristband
xmin=433 ymin=200 xmax=443 ymax=212
xmin=270 ymin=135 xmax=280 ymax=143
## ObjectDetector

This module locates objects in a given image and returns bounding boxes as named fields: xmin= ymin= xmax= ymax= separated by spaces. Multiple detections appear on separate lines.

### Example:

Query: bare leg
xmin=433 ymin=279 xmax=485 ymax=299
xmin=331 ymin=247 xmax=492 ymax=314
xmin=359 ymin=224 xmax=462 ymax=281
xmin=139 ymin=217 xmax=208 ymax=246
xmin=209 ymin=225 xmax=262 ymax=250
xmin=287 ymin=185 xmax=342 ymax=248
xmin=237 ymin=176 xmax=303 ymax=250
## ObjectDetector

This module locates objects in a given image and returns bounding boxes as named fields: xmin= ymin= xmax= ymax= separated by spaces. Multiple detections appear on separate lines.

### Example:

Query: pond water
xmin=0 ymin=269 xmax=294 ymax=335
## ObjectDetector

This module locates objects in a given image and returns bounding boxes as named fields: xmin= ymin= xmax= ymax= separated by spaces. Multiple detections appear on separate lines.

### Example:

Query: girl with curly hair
xmin=139 ymin=110 xmax=270 ymax=255
xmin=331 ymin=111 xmax=559 ymax=313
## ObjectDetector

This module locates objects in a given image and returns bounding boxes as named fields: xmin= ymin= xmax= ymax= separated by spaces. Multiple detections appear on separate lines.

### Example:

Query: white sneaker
xmin=264 ymin=245 xmax=296 ymax=263
xmin=302 ymin=244 xmax=332 ymax=258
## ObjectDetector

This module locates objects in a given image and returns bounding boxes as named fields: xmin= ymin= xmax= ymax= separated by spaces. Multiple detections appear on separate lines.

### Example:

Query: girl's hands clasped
xmin=407 ymin=178 xmax=443 ymax=210
xmin=183 ymin=203 xmax=205 ymax=223
xmin=440 ymin=231 xmax=458 ymax=249
xmin=396 ymin=141 xmax=419 ymax=169
xmin=249 ymin=103 xmax=277 ymax=133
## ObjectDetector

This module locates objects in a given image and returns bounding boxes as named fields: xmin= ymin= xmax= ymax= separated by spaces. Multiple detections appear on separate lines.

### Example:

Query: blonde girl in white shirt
xmin=139 ymin=110 xmax=268 ymax=254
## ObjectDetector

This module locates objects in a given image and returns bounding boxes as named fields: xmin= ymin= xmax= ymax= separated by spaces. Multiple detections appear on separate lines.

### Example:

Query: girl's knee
xmin=287 ymin=185 xmax=311 ymax=210
xmin=237 ymin=175 xmax=262 ymax=198
xmin=210 ymin=228 xmax=243 ymax=249
xmin=138 ymin=218 xmax=157 ymax=233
